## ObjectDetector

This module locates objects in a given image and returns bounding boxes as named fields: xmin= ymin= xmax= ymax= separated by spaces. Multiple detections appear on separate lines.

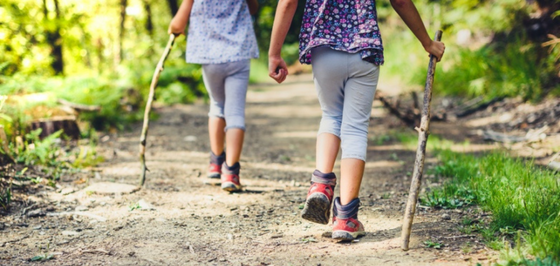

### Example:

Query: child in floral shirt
xmin=269 ymin=0 xmax=445 ymax=240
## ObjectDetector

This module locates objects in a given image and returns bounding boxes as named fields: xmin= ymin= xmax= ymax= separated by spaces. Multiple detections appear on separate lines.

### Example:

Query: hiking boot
xmin=332 ymin=197 xmax=365 ymax=241
xmin=301 ymin=170 xmax=336 ymax=225
xmin=221 ymin=162 xmax=242 ymax=192
xmin=207 ymin=151 xmax=225 ymax=179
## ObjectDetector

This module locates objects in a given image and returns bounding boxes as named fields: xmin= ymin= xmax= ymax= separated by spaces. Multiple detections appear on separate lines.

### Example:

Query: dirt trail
xmin=1 ymin=74 xmax=496 ymax=265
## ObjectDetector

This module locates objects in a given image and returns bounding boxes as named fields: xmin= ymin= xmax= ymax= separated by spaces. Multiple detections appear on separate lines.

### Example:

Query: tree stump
xmin=30 ymin=116 xmax=81 ymax=140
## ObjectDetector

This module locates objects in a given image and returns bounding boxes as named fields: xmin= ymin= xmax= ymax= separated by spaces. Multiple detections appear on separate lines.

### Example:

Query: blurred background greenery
xmin=0 ymin=0 xmax=559 ymax=136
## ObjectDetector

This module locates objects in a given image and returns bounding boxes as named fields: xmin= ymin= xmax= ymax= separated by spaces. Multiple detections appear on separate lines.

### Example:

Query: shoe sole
xmin=301 ymin=193 xmax=331 ymax=225
xmin=332 ymin=230 xmax=366 ymax=241
xmin=221 ymin=182 xmax=241 ymax=192
xmin=207 ymin=172 xmax=221 ymax=179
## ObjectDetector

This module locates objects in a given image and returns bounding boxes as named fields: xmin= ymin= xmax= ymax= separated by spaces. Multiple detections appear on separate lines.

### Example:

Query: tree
xmin=42 ymin=0 xmax=64 ymax=75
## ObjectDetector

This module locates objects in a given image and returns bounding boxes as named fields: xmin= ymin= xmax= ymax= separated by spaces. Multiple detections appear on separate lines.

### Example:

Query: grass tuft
xmin=430 ymin=151 xmax=560 ymax=262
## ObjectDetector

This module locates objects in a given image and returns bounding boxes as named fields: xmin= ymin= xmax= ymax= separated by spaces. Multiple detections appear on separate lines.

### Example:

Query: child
xmin=169 ymin=0 xmax=259 ymax=192
xmin=268 ymin=0 xmax=445 ymax=240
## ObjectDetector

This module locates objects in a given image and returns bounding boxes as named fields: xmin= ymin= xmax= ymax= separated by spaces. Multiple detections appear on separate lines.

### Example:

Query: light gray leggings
xmin=311 ymin=47 xmax=380 ymax=161
xmin=201 ymin=59 xmax=250 ymax=131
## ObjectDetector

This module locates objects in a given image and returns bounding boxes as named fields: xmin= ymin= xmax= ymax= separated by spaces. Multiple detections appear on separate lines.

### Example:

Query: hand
xmin=424 ymin=40 xmax=445 ymax=62
xmin=168 ymin=18 xmax=186 ymax=36
xmin=268 ymin=55 xmax=289 ymax=84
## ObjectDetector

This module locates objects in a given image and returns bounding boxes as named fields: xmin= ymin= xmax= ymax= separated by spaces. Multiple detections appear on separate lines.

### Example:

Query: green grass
xmin=429 ymin=150 xmax=560 ymax=262
xmin=395 ymin=131 xmax=468 ymax=151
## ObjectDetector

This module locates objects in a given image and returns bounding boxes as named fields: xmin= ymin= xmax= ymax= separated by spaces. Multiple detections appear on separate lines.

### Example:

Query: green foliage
xmin=155 ymin=64 xmax=206 ymax=105
xmin=379 ymin=0 xmax=559 ymax=100
xmin=3 ymin=128 xmax=104 ymax=195
xmin=0 ymin=180 xmax=12 ymax=210
xmin=421 ymin=187 xmax=476 ymax=209
xmin=432 ymin=151 xmax=560 ymax=262
xmin=370 ymin=134 xmax=392 ymax=145
xmin=0 ymin=60 xmax=206 ymax=132
xmin=424 ymin=240 xmax=443 ymax=249
xmin=14 ymin=129 xmax=63 ymax=167
xmin=300 ymin=237 xmax=318 ymax=243
xmin=426 ymin=41 xmax=558 ymax=101
xmin=30 ymin=244 xmax=54 ymax=262
xmin=128 ymin=202 xmax=141 ymax=211
xmin=522 ymin=257 xmax=560 ymax=266
xmin=70 ymin=146 xmax=104 ymax=168
xmin=249 ymin=59 xmax=271 ymax=84
xmin=254 ymin=0 xmax=306 ymax=56
xmin=0 ymin=0 xmax=207 ymax=135
xmin=395 ymin=131 xmax=462 ymax=151
xmin=30 ymin=254 xmax=54 ymax=262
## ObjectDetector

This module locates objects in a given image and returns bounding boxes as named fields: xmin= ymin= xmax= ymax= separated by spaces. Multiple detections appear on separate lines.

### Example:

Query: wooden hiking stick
xmin=401 ymin=30 xmax=443 ymax=251
xmin=139 ymin=34 xmax=177 ymax=187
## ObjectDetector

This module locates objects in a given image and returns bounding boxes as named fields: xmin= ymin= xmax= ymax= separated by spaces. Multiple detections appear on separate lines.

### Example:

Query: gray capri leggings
xmin=201 ymin=59 xmax=250 ymax=131
xmin=311 ymin=47 xmax=380 ymax=161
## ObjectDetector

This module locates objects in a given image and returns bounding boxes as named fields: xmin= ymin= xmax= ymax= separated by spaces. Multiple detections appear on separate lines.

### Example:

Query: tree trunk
xmin=166 ymin=0 xmax=178 ymax=16
xmin=43 ymin=0 xmax=64 ymax=75
xmin=117 ymin=0 xmax=128 ymax=64
xmin=143 ymin=0 xmax=153 ymax=37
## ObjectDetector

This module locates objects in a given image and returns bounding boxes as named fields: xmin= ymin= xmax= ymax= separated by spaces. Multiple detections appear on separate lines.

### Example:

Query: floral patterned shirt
xmin=299 ymin=0 xmax=384 ymax=65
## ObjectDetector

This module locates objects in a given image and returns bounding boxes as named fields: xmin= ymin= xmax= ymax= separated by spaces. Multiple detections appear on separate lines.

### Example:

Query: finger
xmin=269 ymin=71 xmax=280 ymax=79
xmin=271 ymin=73 xmax=282 ymax=83
xmin=281 ymin=69 xmax=288 ymax=81
xmin=277 ymin=70 xmax=286 ymax=83
xmin=277 ymin=70 xmax=286 ymax=81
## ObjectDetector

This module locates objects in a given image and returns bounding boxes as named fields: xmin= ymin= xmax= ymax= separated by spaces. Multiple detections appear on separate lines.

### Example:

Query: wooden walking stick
xmin=139 ymin=34 xmax=177 ymax=187
xmin=401 ymin=30 xmax=443 ymax=251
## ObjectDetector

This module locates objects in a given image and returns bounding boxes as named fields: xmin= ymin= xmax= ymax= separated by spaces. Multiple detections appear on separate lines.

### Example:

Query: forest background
xmin=1 ymin=0 xmax=559 ymax=136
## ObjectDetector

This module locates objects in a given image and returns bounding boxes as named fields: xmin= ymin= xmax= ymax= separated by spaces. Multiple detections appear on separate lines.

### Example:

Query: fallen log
xmin=548 ymin=161 xmax=560 ymax=172
xmin=376 ymin=92 xmax=416 ymax=127
xmin=454 ymin=97 xmax=504 ymax=118
xmin=548 ymin=152 xmax=560 ymax=172
xmin=57 ymin=99 xmax=101 ymax=112
xmin=479 ymin=125 xmax=548 ymax=143
xmin=376 ymin=92 xmax=447 ymax=128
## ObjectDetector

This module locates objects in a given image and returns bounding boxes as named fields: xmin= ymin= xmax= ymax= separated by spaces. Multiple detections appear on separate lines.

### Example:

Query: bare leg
xmin=225 ymin=128 xmax=244 ymax=166
xmin=316 ymin=133 xmax=340 ymax=174
xmin=208 ymin=117 xmax=226 ymax=155
xmin=340 ymin=158 xmax=365 ymax=205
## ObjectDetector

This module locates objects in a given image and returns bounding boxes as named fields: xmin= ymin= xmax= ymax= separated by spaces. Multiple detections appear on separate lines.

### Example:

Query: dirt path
xmin=1 ymin=74 xmax=496 ymax=265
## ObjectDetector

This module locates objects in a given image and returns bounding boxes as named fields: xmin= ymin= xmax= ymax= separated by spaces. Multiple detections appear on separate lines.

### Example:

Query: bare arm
xmin=390 ymin=0 xmax=445 ymax=61
xmin=168 ymin=0 xmax=194 ymax=35
xmin=268 ymin=0 xmax=298 ymax=83
xmin=246 ymin=0 xmax=259 ymax=15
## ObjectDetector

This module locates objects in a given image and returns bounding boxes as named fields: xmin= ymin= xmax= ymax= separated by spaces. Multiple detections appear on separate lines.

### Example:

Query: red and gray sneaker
xmin=207 ymin=152 xmax=225 ymax=179
xmin=301 ymin=170 xmax=336 ymax=225
xmin=221 ymin=162 xmax=242 ymax=192
xmin=332 ymin=197 xmax=365 ymax=241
